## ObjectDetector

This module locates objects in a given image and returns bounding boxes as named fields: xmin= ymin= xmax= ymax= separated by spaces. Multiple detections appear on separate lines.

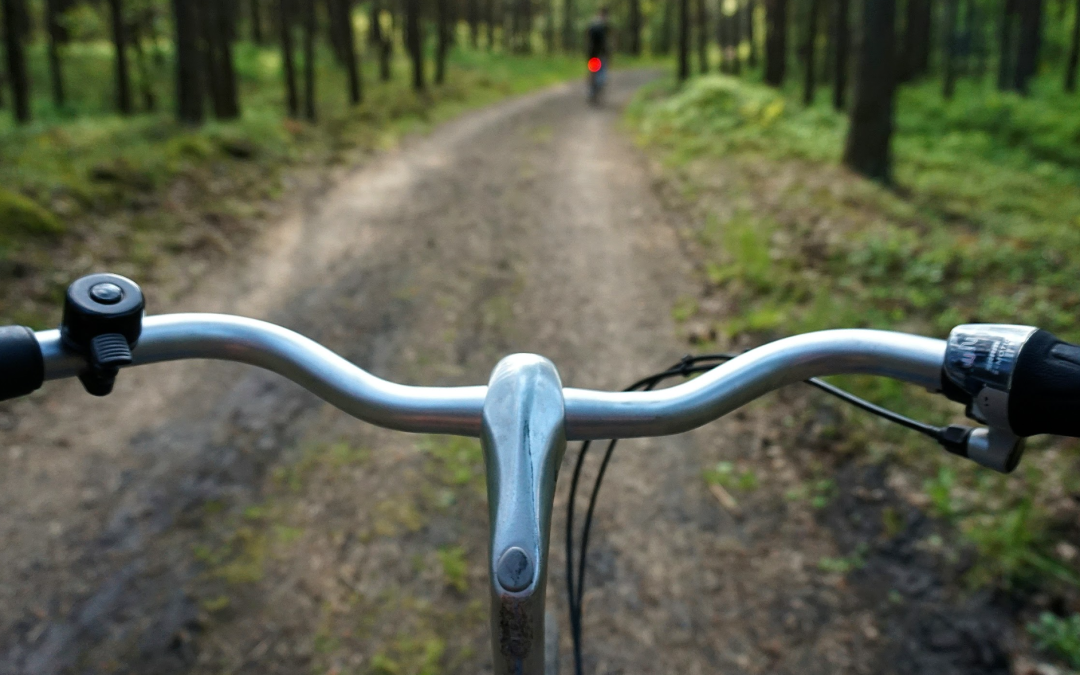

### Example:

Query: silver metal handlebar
xmin=34 ymin=313 xmax=947 ymax=440
xmin=33 ymin=312 xmax=950 ymax=674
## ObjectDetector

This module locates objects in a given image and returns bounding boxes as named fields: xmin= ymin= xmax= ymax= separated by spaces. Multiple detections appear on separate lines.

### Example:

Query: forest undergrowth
xmin=628 ymin=73 xmax=1080 ymax=670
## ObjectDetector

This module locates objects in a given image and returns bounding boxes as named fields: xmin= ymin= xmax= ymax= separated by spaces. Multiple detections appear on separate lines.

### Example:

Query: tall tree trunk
xmin=747 ymin=0 xmax=757 ymax=67
xmin=833 ymin=0 xmax=849 ymax=110
xmin=697 ymin=0 xmax=708 ymax=72
xmin=899 ymin=0 xmax=931 ymax=81
xmin=370 ymin=0 xmax=382 ymax=45
xmin=131 ymin=13 xmax=156 ymax=111
xmin=657 ymin=0 xmax=674 ymax=54
xmin=46 ymin=0 xmax=65 ymax=108
xmin=2 ymin=0 xmax=29 ymax=122
xmin=803 ymin=0 xmax=821 ymax=104
xmin=173 ymin=0 xmax=203 ymax=123
xmin=628 ymin=0 xmax=641 ymax=54
xmin=942 ymin=0 xmax=959 ymax=97
xmin=764 ymin=0 xmax=788 ymax=85
xmin=730 ymin=5 xmax=742 ymax=74
xmin=331 ymin=0 xmax=361 ymax=102
xmin=405 ymin=0 xmax=425 ymax=91
xmin=436 ymin=0 xmax=449 ymax=83
xmin=997 ymin=0 xmax=1016 ymax=90
xmin=1067 ymin=0 xmax=1079 ymax=91
xmin=544 ymin=0 xmax=555 ymax=52
xmin=280 ymin=0 xmax=299 ymax=116
xmin=251 ymin=0 xmax=264 ymax=42
xmin=563 ymin=0 xmax=574 ymax=51
xmin=678 ymin=0 xmax=690 ymax=80
xmin=217 ymin=0 xmax=240 ymax=118
xmin=485 ymin=0 xmax=495 ymax=48
xmin=302 ymin=0 xmax=316 ymax=119
xmin=109 ymin=0 xmax=134 ymax=115
xmin=843 ymin=0 xmax=896 ymax=183
xmin=468 ymin=0 xmax=479 ymax=46
xmin=1013 ymin=0 xmax=1042 ymax=94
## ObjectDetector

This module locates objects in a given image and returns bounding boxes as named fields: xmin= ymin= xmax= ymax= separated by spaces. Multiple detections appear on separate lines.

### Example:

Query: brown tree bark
xmin=628 ymin=0 xmax=642 ymax=54
xmin=46 ymin=0 xmax=65 ymax=108
xmin=803 ymin=0 xmax=821 ymax=104
xmin=1067 ymin=0 xmax=1079 ymax=91
xmin=764 ymin=0 xmax=788 ymax=86
xmin=746 ymin=0 xmax=757 ymax=67
xmin=302 ymin=0 xmax=316 ymax=120
xmin=899 ymin=0 xmax=931 ymax=81
xmin=405 ymin=0 xmax=425 ymax=91
xmin=843 ymin=0 xmax=897 ymax=183
xmin=279 ymin=0 xmax=299 ymax=117
xmin=833 ymin=0 xmax=849 ymax=110
xmin=998 ymin=0 xmax=1016 ymax=90
xmin=1013 ymin=0 xmax=1042 ymax=94
xmin=942 ymin=0 xmax=959 ymax=98
xmin=109 ymin=0 xmax=134 ymax=115
xmin=678 ymin=0 xmax=690 ymax=80
xmin=173 ymin=0 xmax=204 ymax=123
xmin=130 ymin=12 xmax=156 ymax=111
xmin=251 ymin=0 xmax=264 ymax=42
xmin=217 ymin=0 xmax=240 ymax=118
xmin=331 ymin=0 xmax=361 ymax=102
xmin=697 ymin=0 xmax=708 ymax=72
xmin=436 ymin=0 xmax=449 ymax=84
xmin=2 ymin=0 xmax=29 ymax=122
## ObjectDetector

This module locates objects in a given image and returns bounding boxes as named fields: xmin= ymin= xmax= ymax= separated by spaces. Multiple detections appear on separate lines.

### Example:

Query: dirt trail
xmin=0 ymin=73 xmax=1016 ymax=675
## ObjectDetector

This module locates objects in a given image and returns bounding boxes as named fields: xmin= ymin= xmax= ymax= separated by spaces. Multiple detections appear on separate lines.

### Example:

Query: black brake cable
xmin=565 ymin=352 xmax=959 ymax=675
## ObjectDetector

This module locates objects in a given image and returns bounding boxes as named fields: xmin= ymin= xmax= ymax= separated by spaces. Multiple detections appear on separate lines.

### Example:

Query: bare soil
xmin=0 ymin=72 xmax=1028 ymax=675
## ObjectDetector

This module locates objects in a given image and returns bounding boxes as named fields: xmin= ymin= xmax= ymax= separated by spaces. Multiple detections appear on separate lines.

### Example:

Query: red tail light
xmin=588 ymin=58 xmax=602 ymax=73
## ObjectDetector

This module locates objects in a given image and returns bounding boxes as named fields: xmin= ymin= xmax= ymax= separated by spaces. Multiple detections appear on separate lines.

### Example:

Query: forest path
xmin=0 ymin=73 xmax=1010 ymax=675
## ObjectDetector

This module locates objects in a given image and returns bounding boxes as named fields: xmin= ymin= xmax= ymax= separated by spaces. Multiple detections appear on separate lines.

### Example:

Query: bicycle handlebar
xmin=25 ymin=313 xmax=947 ymax=440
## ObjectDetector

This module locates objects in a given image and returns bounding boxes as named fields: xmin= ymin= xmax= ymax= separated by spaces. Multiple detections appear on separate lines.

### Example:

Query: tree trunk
xmin=280 ymin=0 xmax=299 ymax=116
xmin=2 ymin=0 xmax=29 ymax=122
xmin=436 ymin=0 xmax=449 ymax=84
xmin=485 ymin=0 xmax=495 ymax=48
xmin=109 ymin=0 xmax=134 ymax=115
xmin=331 ymin=0 xmax=361 ymax=102
xmin=997 ymin=0 xmax=1016 ymax=90
xmin=678 ymin=0 xmax=690 ymax=80
xmin=1067 ymin=0 xmax=1079 ymax=91
xmin=545 ymin=0 xmax=555 ymax=52
xmin=302 ymin=0 xmax=316 ymax=120
xmin=131 ymin=13 xmax=156 ymax=111
xmin=172 ymin=0 xmax=203 ymax=123
xmin=657 ymin=0 xmax=674 ymax=54
xmin=468 ymin=0 xmax=479 ymax=46
xmin=843 ymin=0 xmax=896 ymax=183
xmin=803 ymin=0 xmax=821 ymax=104
xmin=764 ymin=0 xmax=788 ymax=86
xmin=747 ymin=0 xmax=757 ymax=67
xmin=1013 ymin=0 xmax=1042 ymax=94
xmin=251 ymin=0 xmax=264 ymax=42
xmin=730 ymin=6 xmax=742 ymax=74
xmin=405 ymin=0 xmax=425 ymax=91
xmin=899 ymin=0 xmax=931 ymax=81
xmin=833 ymin=0 xmax=849 ymax=110
xmin=217 ymin=0 xmax=241 ymax=118
xmin=46 ymin=0 xmax=65 ymax=108
xmin=628 ymin=0 xmax=641 ymax=54
xmin=563 ymin=0 xmax=574 ymax=51
xmin=697 ymin=0 xmax=708 ymax=72
xmin=942 ymin=0 xmax=959 ymax=98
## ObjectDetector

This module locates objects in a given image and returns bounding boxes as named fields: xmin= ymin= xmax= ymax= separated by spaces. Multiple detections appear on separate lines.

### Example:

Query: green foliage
xmin=702 ymin=461 xmax=758 ymax=491
xmin=0 ymin=189 xmax=64 ymax=250
xmin=628 ymin=72 xmax=1080 ymax=596
xmin=421 ymin=436 xmax=485 ymax=489
xmin=437 ymin=545 xmax=469 ymax=592
xmin=1029 ymin=612 xmax=1080 ymax=670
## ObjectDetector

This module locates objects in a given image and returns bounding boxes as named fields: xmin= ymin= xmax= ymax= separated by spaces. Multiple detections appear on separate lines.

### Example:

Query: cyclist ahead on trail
xmin=586 ymin=6 xmax=610 ymax=60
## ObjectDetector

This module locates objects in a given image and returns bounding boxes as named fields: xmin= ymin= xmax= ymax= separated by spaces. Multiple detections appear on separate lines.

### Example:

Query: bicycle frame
xmin=31 ymin=313 xmax=949 ymax=674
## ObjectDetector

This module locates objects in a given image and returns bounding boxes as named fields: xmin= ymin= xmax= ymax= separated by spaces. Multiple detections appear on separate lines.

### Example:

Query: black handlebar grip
xmin=0 ymin=326 xmax=45 ymax=402
xmin=1009 ymin=329 xmax=1080 ymax=437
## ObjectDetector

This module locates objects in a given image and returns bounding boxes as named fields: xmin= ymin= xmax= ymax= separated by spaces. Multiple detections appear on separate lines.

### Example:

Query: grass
xmin=627 ymin=72 xmax=1080 ymax=598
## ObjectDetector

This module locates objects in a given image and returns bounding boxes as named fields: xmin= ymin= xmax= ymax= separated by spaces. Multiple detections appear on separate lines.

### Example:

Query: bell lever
xmin=60 ymin=274 xmax=145 ymax=396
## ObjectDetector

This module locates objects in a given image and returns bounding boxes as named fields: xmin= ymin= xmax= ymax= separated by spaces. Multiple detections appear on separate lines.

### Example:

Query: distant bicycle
xmin=4 ymin=273 xmax=1079 ymax=674
xmin=587 ymin=57 xmax=606 ymax=105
